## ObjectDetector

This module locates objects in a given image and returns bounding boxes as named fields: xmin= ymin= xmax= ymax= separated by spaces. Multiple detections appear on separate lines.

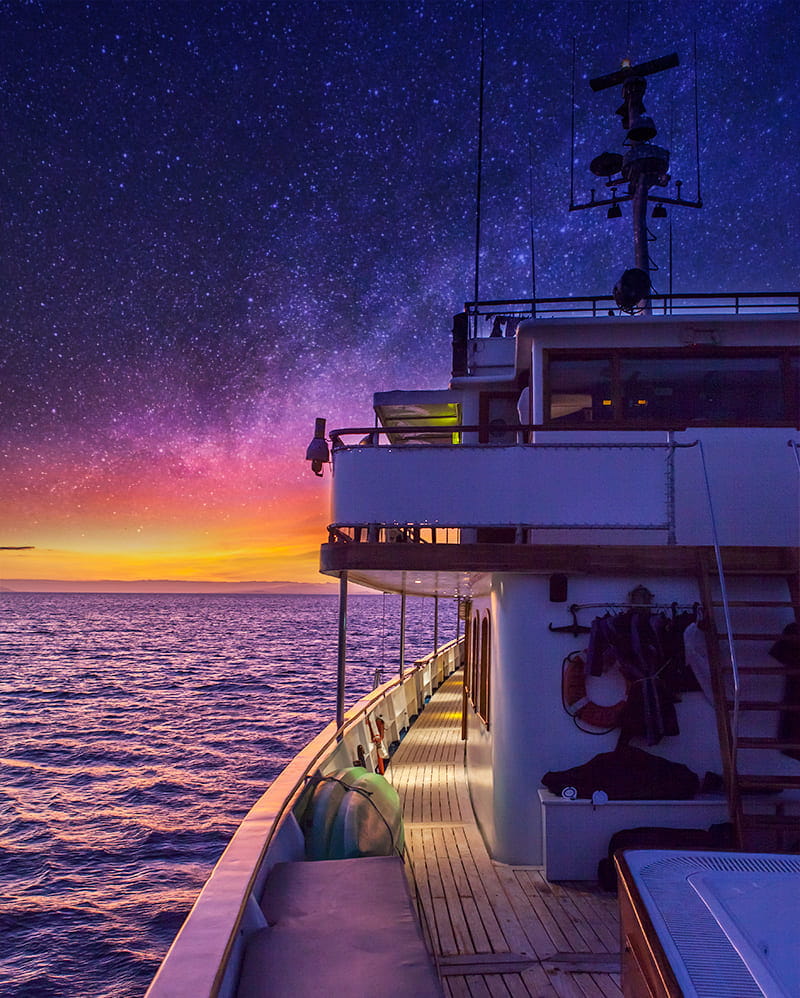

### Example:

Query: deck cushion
xmin=237 ymin=856 xmax=442 ymax=997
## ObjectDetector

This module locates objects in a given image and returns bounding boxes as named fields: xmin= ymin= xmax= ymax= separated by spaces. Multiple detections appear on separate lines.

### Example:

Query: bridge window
xmin=546 ymin=348 xmax=798 ymax=426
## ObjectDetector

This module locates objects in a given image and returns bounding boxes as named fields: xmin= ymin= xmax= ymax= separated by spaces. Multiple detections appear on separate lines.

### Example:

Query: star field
xmin=1 ymin=0 xmax=798 ymax=585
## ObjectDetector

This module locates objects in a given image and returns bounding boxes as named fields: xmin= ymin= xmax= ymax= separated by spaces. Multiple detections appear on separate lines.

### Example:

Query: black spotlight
xmin=652 ymin=203 xmax=667 ymax=218
xmin=613 ymin=268 xmax=651 ymax=309
xmin=607 ymin=203 xmax=622 ymax=219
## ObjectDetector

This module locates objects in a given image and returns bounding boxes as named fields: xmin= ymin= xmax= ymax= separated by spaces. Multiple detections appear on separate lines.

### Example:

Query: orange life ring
xmin=562 ymin=651 xmax=629 ymax=730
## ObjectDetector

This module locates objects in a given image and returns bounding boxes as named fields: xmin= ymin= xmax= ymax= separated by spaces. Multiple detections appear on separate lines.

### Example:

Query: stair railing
xmin=790 ymin=438 xmax=800 ymax=473
xmin=696 ymin=439 xmax=741 ymax=771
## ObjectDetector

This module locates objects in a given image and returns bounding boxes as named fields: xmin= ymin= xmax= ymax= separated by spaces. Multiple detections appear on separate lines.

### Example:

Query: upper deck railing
xmin=463 ymin=291 xmax=800 ymax=337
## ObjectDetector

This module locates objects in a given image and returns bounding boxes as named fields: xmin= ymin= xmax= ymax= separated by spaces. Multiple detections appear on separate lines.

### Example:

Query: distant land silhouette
xmin=0 ymin=579 xmax=363 ymax=594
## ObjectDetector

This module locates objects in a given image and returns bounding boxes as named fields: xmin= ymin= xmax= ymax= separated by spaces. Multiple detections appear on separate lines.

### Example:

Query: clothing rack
xmin=568 ymin=601 xmax=699 ymax=612
xmin=549 ymin=601 xmax=700 ymax=636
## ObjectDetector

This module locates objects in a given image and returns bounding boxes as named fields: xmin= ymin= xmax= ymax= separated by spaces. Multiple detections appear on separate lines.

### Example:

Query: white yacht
xmin=148 ymin=51 xmax=799 ymax=998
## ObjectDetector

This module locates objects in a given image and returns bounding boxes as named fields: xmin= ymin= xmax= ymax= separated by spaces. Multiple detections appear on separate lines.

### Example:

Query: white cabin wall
xmin=466 ymin=572 xmax=724 ymax=866
xmin=464 ymin=685 xmax=495 ymax=853
xmin=672 ymin=427 xmax=800 ymax=547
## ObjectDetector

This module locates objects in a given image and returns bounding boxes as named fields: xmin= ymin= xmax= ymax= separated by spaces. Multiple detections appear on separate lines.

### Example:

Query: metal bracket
xmin=548 ymin=604 xmax=591 ymax=637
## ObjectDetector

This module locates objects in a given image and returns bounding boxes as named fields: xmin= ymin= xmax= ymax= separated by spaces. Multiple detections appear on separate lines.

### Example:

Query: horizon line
xmin=0 ymin=578 xmax=387 ymax=595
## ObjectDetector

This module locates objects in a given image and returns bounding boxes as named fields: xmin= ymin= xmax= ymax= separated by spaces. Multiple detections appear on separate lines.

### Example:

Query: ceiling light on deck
xmin=607 ymin=202 xmax=622 ymax=219
xmin=652 ymin=202 xmax=667 ymax=218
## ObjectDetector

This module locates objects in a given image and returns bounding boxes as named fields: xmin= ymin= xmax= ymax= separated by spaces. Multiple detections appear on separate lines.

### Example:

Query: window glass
xmin=467 ymin=610 xmax=490 ymax=727
xmin=789 ymin=355 xmax=800 ymax=422
xmin=479 ymin=616 xmax=490 ymax=725
xmin=619 ymin=355 xmax=784 ymax=422
xmin=547 ymin=351 xmax=794 ymax=425
xmin=548 ymin=357 xmax=614 ymax=422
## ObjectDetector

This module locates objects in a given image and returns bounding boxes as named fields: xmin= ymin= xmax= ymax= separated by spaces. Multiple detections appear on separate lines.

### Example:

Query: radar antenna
xmin=570 ymin=51 xmax=702 ymax=313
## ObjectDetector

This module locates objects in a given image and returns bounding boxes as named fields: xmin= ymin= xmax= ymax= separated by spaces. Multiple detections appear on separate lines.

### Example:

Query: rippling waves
xmin=0 ymin=593 xmax=455 ymax=998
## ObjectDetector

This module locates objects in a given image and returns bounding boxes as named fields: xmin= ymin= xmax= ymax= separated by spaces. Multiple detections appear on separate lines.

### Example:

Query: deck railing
xmin=145 ymin=638 xmax=463 ymax=998
xmin=462 ymin=290 xmax=800 ymax=337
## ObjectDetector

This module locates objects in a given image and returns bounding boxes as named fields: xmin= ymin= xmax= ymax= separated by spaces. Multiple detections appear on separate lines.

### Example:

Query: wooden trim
xmin=321 ymin=542 xmax=799 ymax=581
xmin=615 ymin=852 xmax=685 ymax=998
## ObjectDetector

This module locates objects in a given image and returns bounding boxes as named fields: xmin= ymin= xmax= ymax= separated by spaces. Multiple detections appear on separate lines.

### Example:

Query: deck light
xmin=305 ymin=417 xmax=330 ymax=476
xmin=607 ymin=202 xmax=622 ymax=218
xmin=652 ymin=203 xmax=667 ymax=218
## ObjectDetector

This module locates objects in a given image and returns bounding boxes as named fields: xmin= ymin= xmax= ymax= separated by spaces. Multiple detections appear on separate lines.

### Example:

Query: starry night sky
xmin=2 ymin=0 xmax=798 ymax=587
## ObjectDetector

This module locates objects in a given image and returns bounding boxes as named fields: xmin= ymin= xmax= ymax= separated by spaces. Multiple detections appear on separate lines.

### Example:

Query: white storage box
xmin=538 ymin=789 xmax=729 ymax=881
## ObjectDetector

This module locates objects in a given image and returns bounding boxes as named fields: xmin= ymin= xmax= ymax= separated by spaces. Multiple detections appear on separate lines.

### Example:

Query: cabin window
xmin=468 ymin=611 xmax=480 ymax=702
xmin=789 ymin=354 xmax=800 ymax=417
xmin=465 ymin=610 xmax=491 ymax=728
xmin=546 ymin=348 xmax=799 ymax=426
xmin=478 ymin=614 xmax=491 ymax=726
xmin=547 ymin=356 xmax=615 ymax=422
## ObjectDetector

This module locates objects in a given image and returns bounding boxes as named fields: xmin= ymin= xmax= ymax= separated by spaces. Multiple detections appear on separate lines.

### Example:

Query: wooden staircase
xmin=697 ymin=546 xmax=800 ymax=852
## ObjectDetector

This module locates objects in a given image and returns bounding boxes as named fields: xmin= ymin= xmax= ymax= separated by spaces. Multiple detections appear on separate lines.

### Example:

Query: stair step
xmin=728 ymin=700 xmax=800 ymax=711
xmin=738 ymin=737 xmax=800 ymax=750
xmin=710 ymin=600 xmax=797 ymax=607
xmin=738 ymin=774 xmax=800 ymax=791
xmin=736 ymin=666 xmax=800 ymax=676
xmin=718 ymin=632 xmax=796 ymax=642
xmin=741 ymin=814 xmax=800 ymax=828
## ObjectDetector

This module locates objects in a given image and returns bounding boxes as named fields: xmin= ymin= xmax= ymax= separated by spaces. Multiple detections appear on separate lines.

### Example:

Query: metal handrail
xmin=329 ymin=420 xmax=800 ymax=448
xmin=791 ymin=438 xmax=800 ymax=473
xmin=461 ymin=290 xmax=800 ymax=331
xmin=696 ymin=439 xmax=740 ymax=770
xmin=329 ymin=423 xmax=691 ymax=447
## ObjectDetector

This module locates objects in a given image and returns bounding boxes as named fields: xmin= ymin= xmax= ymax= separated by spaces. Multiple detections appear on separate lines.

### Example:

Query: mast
xmin=570 ymin=52 xmax=701 ymax=312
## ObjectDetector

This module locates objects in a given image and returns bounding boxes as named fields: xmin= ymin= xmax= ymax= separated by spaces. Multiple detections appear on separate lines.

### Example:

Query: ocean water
xmin=0 ymin=592 xmax=456 ymax=998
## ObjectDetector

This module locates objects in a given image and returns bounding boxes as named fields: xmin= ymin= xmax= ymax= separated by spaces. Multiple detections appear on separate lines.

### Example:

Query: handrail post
xmin=336 ymin=572 xmax=348 ymax=734
xmin=399 ymin=591 xmax=406 ymax=678
xmin=666 ymin=431 xmax=676 ymax=545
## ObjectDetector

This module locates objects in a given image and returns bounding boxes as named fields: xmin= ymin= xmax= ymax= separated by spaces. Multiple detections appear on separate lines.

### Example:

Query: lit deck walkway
xmin=386 ymin=671 xmax=623 ymax=998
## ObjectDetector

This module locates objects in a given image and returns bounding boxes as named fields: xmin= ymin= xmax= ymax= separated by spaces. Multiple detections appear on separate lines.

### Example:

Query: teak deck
xmin=386 ymin=671 xmax=623 ymax=998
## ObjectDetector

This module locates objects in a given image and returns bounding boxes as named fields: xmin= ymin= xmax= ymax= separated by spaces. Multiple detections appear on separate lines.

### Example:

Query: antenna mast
xmin=473 ymin=5 xmax=486 ymax=305
xmin=570 ymin=51 xmax=702 ymax=313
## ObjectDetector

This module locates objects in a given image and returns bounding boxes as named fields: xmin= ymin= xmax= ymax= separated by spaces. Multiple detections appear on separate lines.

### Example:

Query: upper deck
xmin=318 ymin=296 xmax=800 ymax=597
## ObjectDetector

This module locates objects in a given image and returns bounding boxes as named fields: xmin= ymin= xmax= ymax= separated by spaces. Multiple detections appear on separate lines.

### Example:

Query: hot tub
xmin=615 ymin=850 xmax=800 ymax=997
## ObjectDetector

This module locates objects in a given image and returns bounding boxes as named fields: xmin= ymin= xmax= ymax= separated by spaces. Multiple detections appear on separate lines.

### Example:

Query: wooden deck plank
xmin=572 ymin=975 xmax=606 ymax=998
xmin=461 ymin=896 xmax=492 ymax=953
xmin=559 ymin=883 xmax=619 ymax=953
xmin=503 ymin=967 xmax=555 ymax=998
xmin=434 ymin=824 xmax=509 ymax=954
xmin=496 ymin=865 xmax=569 ymax=955
xmin=445 ymin=975 xmax=473 ymax=998
xmin=589 ymin=975 xmax=623 ymax=998
xmin=535 ymin=889 xmax=593 ymax=954
xmin=546 ymin=969 xmax=594 ymax=998
xmin=455 ymin=829 xmax=531 ymax=955
xmin=484 ymin=975 xmax=513 ymax=998
xmin=520 ymin=965 xmax=560 ymax=998
xmin=535 ymin=877 xmax=611 ymax=955
xmin=393 ymin=672 xmax=622 ymax=998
